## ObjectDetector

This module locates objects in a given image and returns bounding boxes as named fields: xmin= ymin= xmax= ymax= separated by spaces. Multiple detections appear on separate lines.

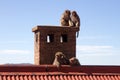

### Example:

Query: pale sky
xmin=0 ymin=0 xmax=120 ymax=65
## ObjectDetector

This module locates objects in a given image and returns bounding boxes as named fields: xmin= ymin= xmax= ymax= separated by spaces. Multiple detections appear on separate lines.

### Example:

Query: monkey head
xmin=71 ymin=11 xmax=77 ymax=17
xmin=64 ymin=10 xmax=71 ymax=16
xmin=55 ymin=52 xmax=65 ymax=62
xmin=69 ymin=57 xmax=80 ymax=66
xmin=63 ymin=10 xmax=71 ymax=21
xmin=55 ymin=52 xmax=69 ymax=65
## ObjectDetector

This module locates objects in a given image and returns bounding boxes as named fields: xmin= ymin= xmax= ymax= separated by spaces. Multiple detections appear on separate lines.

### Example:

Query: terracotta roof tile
xmin=0 ymin=65 xmax=120 ymax=80
xmin=0 ymin=74 xmax=120 ymax=80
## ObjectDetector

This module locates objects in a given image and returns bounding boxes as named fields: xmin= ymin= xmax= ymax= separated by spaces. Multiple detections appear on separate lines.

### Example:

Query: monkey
xmin=70 ymin=11 xmax=80 ymax=37
xmin=69 ymin=57 xmax=80 ymax=66
xmin=60 ymin=10 xmax=72 ymax=26
xmin=70 ymin=11 xmax=80 ymax=27
xmin=53 ymin=52 xmax=69 ymax=68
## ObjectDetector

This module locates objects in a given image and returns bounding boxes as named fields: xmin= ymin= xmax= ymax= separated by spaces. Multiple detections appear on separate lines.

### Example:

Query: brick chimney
xmin=32 ymin=25 xmax=79 ymax=65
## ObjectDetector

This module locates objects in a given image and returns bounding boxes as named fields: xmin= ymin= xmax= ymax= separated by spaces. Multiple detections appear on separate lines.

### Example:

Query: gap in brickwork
xmin=47 ymin=34 xmax=54 ymax=43
xmin=60 ymin=34 xmax=68 ymax=43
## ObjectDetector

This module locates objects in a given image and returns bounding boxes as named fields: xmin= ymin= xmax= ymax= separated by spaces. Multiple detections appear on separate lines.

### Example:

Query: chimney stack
xmin=32 ymin=25 xmax=79 ymax=65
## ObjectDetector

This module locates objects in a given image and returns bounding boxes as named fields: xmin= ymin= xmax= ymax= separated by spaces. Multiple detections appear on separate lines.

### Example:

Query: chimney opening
xmin=60 ymin=34 xmax=68 ymax=43
xmin=47 ymin=34 xmax=54 ymax=43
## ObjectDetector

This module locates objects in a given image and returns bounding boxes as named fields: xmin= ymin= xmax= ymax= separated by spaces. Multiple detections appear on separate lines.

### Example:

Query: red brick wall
xmin=32 ymin=26 xmax=79 ymax=65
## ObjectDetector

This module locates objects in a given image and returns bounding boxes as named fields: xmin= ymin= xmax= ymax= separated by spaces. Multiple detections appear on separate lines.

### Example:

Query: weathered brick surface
xmin=32 ymin=26 xmax=79 ymax=65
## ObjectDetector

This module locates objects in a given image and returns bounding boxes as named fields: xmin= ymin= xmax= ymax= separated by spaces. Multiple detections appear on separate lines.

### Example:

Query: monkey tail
xmin=76 ymin=31 xmax=79 ymax=38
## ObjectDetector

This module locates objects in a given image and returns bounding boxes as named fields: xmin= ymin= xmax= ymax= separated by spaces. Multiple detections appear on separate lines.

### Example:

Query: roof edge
xmin=0 ymin=65 xmax=120 ymax=73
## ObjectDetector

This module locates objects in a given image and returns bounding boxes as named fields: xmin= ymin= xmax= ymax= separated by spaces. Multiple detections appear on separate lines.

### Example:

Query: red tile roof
xmin=0 ymin=65 xmax=120 ymax=80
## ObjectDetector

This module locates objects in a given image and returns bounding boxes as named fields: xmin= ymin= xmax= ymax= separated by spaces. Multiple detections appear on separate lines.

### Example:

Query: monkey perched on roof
xmin=53 ymin=52 xmax=69 ymax=68
xmin=70 ymin=11 xmax=80 ymax=27
xmin=60 ymin=10 xmax=72 ymax=26
xmin=69 ymin=57 xmax=80 ymax=66
xmin=70 ymin=11 xmax=80 ymax=37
